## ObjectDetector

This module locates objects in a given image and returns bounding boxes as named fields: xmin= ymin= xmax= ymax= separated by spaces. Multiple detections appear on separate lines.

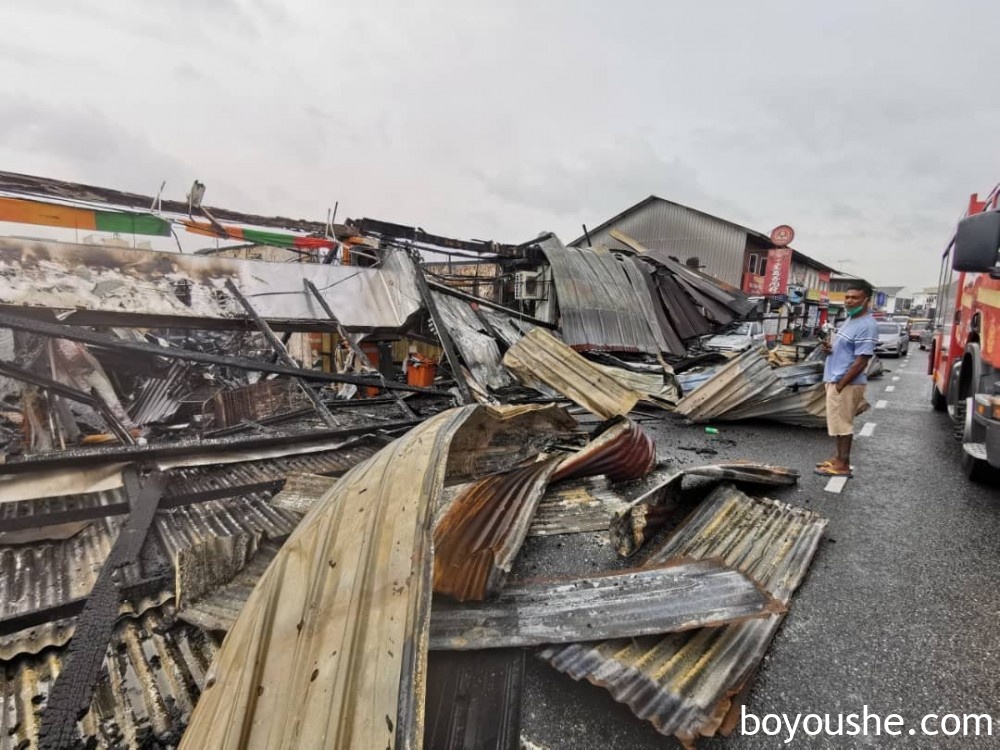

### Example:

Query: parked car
xmin=891 ymin=316 xmax=912 ymax=336
xmin=908 ymin=318 xmax=931 ymax=342
xmin=875 ymin=322 xmax=908 ymax=357
xmin=702 ymin=321 xmax=766 ymax=353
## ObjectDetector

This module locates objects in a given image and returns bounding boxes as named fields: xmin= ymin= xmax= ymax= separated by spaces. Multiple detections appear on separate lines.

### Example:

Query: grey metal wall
xmin=576 ymin=200 xmax=748 ymax=286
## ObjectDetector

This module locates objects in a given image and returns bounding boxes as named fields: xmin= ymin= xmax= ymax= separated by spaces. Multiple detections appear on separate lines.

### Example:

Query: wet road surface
xmin=520 ymin=351 xmax=1000 ymax=748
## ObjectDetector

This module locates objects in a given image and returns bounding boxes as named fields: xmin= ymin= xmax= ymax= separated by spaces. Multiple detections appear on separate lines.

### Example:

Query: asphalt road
xmin=519 ymin=351 xmax=1000 ymax=748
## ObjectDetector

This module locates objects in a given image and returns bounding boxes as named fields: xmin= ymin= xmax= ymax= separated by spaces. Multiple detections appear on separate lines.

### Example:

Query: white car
xmin=875 ymin=322 xmax=909 ymax=357
xmin=702 ymin=321 xmax=766 ymax=353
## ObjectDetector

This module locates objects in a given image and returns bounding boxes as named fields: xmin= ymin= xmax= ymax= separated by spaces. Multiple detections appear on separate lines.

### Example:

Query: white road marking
xmin=875 ymin=400 xmax=888 ymax=409
xmin=859 ymin=422 xmax=877 ymax=436
xmin=825 ymin=475 xmax=849 ymax=493
xmin=892 ymin=376 xmax=900 ymax=381
xmin=885 ymin=385 xmax=895 ymax=392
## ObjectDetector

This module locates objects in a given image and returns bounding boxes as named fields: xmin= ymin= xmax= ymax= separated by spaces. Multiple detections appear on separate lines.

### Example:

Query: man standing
xmin=815 ymin=283 xmax=878 ymax=477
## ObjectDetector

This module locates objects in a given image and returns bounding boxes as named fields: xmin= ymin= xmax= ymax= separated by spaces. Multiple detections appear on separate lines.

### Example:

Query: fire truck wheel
xmin=931 ymin=386 xmax=947 ymax=412
xmin=960 ymin=397 xmax=996 ymax=482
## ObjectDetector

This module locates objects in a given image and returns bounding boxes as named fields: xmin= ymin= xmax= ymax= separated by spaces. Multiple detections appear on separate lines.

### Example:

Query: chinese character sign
xmin=765 ymin=248 xmax=792 ymax=296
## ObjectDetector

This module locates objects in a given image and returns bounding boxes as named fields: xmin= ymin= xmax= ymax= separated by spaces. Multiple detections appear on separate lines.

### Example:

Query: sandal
xmin=815 ymin=458 xmax=838 ymax=468
xmin=814 ymin=465 xmax=853 ymax=477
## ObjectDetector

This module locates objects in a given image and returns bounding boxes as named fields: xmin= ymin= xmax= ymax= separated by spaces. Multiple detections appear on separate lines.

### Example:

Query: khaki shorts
xmin=825 ymin=383 xmax=869 ymax=436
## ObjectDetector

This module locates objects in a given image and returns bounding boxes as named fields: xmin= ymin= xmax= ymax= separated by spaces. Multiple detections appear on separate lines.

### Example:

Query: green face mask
xmin=846 ymin=305 xmax=865 ymax=317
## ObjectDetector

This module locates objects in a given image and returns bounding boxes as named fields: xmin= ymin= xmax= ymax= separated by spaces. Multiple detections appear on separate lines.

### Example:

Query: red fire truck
xmin=929 ymin=184 xmax=1000 ymax=480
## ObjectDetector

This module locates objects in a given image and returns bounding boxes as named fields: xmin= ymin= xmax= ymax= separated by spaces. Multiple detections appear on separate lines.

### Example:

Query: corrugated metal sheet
xmin=574 ymin=199 xmax=749 ymax=287
xmin=269 ymin=472 xmax=338 ymax=515
xmin=683 ymin=463 xmax=800 ymax=486
xmin=503 ymin=328 xmax=640 ymax=418
xmin=553 ymin=418 xmax=655 ymax=484
xmin=527 ymin=478 xmax=632 ymax=537
xmin=675 ymin=349 xmax=785 ymax=423
xmin=429 ymin=559 xmax=778 ymax=650
xmin=589 ymin=362 xmax=678 ymax=407
xmin=539 ymin=485 xmax=827 ymax=744
xmin=538 ymin=236 xmax=660 ymax=354
xmin=180 ymin=404 xmax=570 ymax=750
xmin=178 ymin=542 xmax=282 ymax=633
xmin=424 ymin=649 xmax=523 ymax=750
xmin=721 ymin=383 xmax=826 ymax=428
xmin=434 ymin=458 xmax=563 ymax=602
xmin=0 ymin=513 xmax=123 ymax=660
xmin=655 ymin=272 xmax=714 ymax=340
xmin=432 ymin=292 xmax=515 ymax=391
xmin=156 ymin=495 xmax=300 ymax=608
xmin=647 ymin=253 xmax=756 ymax=321
xmin=161 ymin=435 xmax=387 ymax=495
xmin=0 ymin=491 xmax=299 ymax=661
xmin=476 ymin=307 xmax=537 ymax=349
xmin=1 ymin=605 xmax=219 ymax=749
xmin=676 ymin=351 xmax=829 ymax=427
xmin=129 ymin=361 xmax=193 ymax=425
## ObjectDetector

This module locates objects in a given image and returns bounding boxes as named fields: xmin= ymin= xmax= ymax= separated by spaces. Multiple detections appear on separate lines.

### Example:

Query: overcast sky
xmin=3 ymin=0 xmax=998 ymax=290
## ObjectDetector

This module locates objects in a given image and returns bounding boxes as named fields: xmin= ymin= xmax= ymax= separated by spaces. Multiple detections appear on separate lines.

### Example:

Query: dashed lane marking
xmin=825 ymin=475 xmax=849 ymax=493
xmin=875 ymin=400 xmax=888 ymax=409
xmin=859 ymin=422 xmax=876 ymax=436
xmin=885 ymin=385 xmax=895 ymax=392
xmin=892 ymin=376 xmax=900 ymax=381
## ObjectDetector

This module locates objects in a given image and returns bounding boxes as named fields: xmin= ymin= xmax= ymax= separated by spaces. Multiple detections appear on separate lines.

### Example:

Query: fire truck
xmin=929 ymin=184 xmax=1000 ymax=481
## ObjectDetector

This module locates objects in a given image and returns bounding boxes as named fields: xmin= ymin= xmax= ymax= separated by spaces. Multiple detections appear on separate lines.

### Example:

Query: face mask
xmin=846 ymin=305 xmax=865 ymax=317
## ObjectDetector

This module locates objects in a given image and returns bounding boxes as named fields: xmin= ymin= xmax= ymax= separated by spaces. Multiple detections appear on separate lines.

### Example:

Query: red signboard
xmin=742 ymin=272 xmax=766 ymax=295
xmin=818 ymin=270 xmax=831 ymax=303
xmin=764 ymin=247 xmax=793 ymax=296
xmin=770 ymin=225 xmax=795 ymax=247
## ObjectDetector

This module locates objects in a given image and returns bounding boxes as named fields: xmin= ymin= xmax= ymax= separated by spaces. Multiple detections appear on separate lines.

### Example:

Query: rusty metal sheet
xmin=424 ymin=649 xmax=524 ymax=750
xmin=553 ymin=417 xmax=655 ymax=484
xmin=179 ymin=404 xmax=573 ymax=750
xmin=0 ymin=237 xmax=421 ymax=332
xmin=540 ymin=485 xmax=827 ymax=744
xmin=537 ymin=236 xmax=660 ymax=354
xmin=429 ymin=559 xmax=779 ymax=650
xmin=434 ymin=457 xmax=563 ymax=601
xmin=503 ymin=328 xmax=640 ymax=418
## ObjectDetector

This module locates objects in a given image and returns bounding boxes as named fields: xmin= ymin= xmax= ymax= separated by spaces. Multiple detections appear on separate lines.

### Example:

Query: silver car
xmin=702 ymin=321 xmax=766 ymax=353
xmin=875 ymin=322 xmax=908 ymax=357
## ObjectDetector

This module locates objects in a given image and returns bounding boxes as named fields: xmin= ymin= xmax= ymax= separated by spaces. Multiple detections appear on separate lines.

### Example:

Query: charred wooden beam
xmin=0 ymin=310 xmax=448 ymax=395
xmin=37 ymin=470 xmax=165 ymax=750
xmin=0 ymin=419 xmax=420 ymax=476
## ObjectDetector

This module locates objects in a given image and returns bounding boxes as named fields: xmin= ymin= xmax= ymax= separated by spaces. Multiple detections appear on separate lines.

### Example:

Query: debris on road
xmin=0 ymin=171 xmax=831 ymax=748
